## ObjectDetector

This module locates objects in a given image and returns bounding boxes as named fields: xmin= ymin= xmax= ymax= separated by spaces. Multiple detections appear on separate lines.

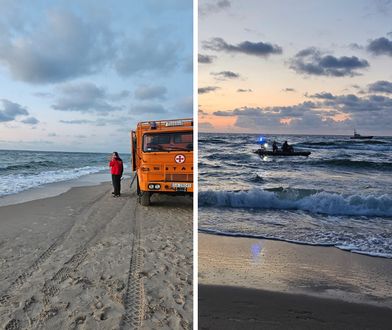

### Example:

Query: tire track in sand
xmin=1 ymin=187 xmax=127 ymax=329
xmin=120 ymin=199 xmax=145 ymax=329
xmin=0 ymin=189 xmax=110 ymax=309
xmin=33 ymin=196 xmax=132 ymax=328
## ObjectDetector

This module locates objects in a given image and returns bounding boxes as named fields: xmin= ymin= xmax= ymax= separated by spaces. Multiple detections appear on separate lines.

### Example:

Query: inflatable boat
xmin=254 ymin=149 xmax=311 ymax=157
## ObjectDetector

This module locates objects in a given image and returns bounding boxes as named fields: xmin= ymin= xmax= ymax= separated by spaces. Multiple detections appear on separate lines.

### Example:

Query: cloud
xmin=213 ymin=102 xmax=316 ymax=118
xmin=52 ymin=82 xmax=122 ymax=113
xmin=198 ymin=54 xmax=215 ymax=64
xmin=203 ymin=37 xmax=282 ymax=57
xmin=109 ymin=90 xmax=131 ymax=101
xmin=199 ymin=0 xmax=231 ymax=17
xmin=131 ymin=104 xmax=167 ymax=115
xmin=115 ymin=28 xmax=181 ymax=76
xmin=211 ymin=92 xmax=392 ymax=133
xmin=59 ymin=119 xmax=94 ymax=124
xmin=333 ymin=94 xmax=392 ymax=113
xmin=199 ymin=108 xmax=209 ymax=115
xmin=0 ymin=99 xmax=29 ymax=122
xmin=282 ymin=88 xmax=296 ymax=92
xmin=94 ymin=117 xmax=131 ymax=127
xmin=306 ymin=92 xmax=337 ymax=99
xmin=33 ymin=92 xmax=53 ymax=98
xmin=198 ymin=86 xmax=220 ymax=94
xmin=21 ymin=117 xmax=39 ymax=125
xmin=367 ymin=0 xmax=392 ymax=16
xmin=211 ymin=71 xmax=240 ymax=79
xmin=48 ymin=133 xmax=57 ymax=137
xmin=134 ymin=85 xmax=167 ymax=100
xmin=0 ymin=9 xmax=114 ymax=84
xmin=237 ymin=89 xmax=253 ymax=93
xmin=349 ymin=43 xmax=364 ymax=50
xmin=368 ymin=80 xmax=392 ymax=93
xmin=59 ymin=117 xmax=130 ymax=127
xmin=199 ymin=122 xmax=215 ymax=130
xmin=290 ymin=47 xmax=369 ymax=77
xmin=367 ymin=37 xmax=392 ymax=56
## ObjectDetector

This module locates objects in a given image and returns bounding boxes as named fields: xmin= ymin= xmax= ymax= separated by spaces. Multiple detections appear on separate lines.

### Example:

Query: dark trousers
xmin=112 ymin=174 xmax=121 ymax=196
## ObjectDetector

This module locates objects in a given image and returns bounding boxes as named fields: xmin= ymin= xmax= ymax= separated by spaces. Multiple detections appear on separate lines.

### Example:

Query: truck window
xmin=143 ymin=132 xmax=193 ymax=152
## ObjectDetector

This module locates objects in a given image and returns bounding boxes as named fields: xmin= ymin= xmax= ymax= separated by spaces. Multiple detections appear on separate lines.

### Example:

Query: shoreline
xmin=199 ymin=229 xmax=392 ymax=259
xmin=0 ymin=171 xmax=115 ymax=207
xmin=199 ymin=233 xmax=392 ymax=308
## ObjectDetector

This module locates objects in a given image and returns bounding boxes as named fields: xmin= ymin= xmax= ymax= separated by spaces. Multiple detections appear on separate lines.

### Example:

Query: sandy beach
xmin=199 ymin=233 xmax=392 ymax=329
xmin=0 ymin=180 xmax=192 ymax=329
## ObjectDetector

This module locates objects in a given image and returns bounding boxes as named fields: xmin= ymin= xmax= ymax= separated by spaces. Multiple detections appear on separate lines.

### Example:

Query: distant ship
xmin=350 ymin=129 xmax=373 ymax=140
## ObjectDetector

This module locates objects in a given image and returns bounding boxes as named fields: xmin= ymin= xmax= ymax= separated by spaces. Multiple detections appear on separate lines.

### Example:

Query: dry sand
xmin=199 ymin=233 xmax=392 ymax=329
xmin=0 ymin=181 xmax=192 ymax=329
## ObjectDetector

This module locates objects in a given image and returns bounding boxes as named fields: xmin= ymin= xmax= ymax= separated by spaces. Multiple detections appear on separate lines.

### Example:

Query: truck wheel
xmin=140 ymin=191 xmax=151 ymax=206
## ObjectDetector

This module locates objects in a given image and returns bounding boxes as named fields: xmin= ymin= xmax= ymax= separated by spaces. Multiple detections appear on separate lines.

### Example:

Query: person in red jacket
xmin=109 ymin=152 xmax=124 ymax=197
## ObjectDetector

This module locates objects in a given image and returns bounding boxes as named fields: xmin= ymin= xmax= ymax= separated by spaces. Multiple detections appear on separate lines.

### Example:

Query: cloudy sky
xmin=199 ymin=0 xmax=392 ymax=135
xmin=0 ymin=0 xmax=192 ymax=153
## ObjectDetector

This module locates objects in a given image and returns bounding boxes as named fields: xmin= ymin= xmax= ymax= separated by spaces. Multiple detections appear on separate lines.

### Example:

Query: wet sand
xmin=199 ymin=233 xmax=392 ymax=329
xmin=199 ymin=285 xmax=392 ymax=330
xmin=0 ymin=181 xmax=192 ymax=329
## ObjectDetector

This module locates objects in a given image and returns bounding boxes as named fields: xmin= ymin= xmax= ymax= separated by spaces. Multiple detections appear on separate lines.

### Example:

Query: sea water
xmin=198 ymin=134 xmax=392 ymax=258
xmin=0 ymin=149 xmax=129 ymax=197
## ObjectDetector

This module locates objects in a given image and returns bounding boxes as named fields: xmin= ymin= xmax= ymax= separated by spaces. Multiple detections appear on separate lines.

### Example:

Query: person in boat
xmin=272 ymin=141 xmax=278 ymax=153
xmin=282 ymin=141 xmax=294 ymax=153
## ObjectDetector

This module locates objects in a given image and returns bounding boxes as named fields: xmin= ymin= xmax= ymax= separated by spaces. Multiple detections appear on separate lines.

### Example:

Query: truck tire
xmin=140 ymin=191 xmax=151 ymax=206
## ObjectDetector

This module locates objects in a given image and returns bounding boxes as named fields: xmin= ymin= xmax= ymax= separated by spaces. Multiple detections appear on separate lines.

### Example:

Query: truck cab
xmin=131 ymin=118 xmax=193 ymax=206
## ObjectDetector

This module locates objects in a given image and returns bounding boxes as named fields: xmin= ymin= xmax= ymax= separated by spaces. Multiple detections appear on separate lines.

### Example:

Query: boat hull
xmin=254 ymin=150 xmax=311 ymax=156
xmin=350 ymin=136 xmax=373 ymax=139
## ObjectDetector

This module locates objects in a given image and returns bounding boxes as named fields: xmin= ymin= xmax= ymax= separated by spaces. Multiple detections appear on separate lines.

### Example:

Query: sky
xmin=0 ymin=0 xmax=193 ymax=153
xmin=198 ymin=0 xmax=392 ymax=135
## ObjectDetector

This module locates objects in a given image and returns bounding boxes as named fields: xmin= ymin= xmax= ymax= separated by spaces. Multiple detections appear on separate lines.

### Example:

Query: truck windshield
xmin=143 ymin=132 xmax=193 ymax=152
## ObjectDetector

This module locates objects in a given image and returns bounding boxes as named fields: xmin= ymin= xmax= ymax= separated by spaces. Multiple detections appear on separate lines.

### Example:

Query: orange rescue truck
xmin=131 ymin=118 xmax=193 ymax=206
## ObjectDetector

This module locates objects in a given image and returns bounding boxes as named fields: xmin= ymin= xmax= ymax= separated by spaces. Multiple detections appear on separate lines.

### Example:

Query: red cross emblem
xmin=175 ymin=154 xmax=185 ymax=163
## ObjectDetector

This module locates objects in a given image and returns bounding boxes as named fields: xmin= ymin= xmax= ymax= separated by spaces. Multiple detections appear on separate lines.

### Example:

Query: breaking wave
xmin=0 ymin=166 xmax=107 ymax=197
xmin=199 ymin=188 xmax=392 ymax=217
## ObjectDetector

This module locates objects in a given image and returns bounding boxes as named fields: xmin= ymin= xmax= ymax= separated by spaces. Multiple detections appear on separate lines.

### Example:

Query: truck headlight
xmin=154 ymin=184 xmax=161 ymax=189
xmin=148 ymin=184 xmax=155 ymax=189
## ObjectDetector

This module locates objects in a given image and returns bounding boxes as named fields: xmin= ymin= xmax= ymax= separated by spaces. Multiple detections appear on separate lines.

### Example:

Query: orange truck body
xmin=131 ymin=118 xmax=193 ymax=205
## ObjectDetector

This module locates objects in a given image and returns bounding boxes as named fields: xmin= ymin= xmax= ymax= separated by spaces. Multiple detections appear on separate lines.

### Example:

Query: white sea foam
xmin=199 ymin=189 xmax=392 ymax=217
xmin=0 ymin=166 xmax=107 ymax=197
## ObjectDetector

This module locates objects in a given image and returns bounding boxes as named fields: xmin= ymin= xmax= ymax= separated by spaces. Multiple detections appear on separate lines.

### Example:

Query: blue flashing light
xmin=258 ymin=136 xmax=266 ymax=144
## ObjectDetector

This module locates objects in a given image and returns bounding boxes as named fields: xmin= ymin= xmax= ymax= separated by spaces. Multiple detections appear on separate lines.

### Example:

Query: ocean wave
xmin=250 ymin=174 xmax=264 ymax=183
xmin=206 ymin=153 xmax=253 ymax=161
xmin=198 ymin=188 xmax=392 ymax=216
xmin=295 ymin=141 xmax=392 ymax=152
xmin=0 ymin=160 xmax=58 ymax=172
xmin=198 ymin=138 xmax=228 ymax=144
xmin=309 ymin=159 xmax=392 ymax=171
xmin=301 ymin=140 xmax=388 ymax=146
xmin=198 ymin=162 xmax=223 ymax=169
xmin=0 ymin=166 xmax=107 ymax=196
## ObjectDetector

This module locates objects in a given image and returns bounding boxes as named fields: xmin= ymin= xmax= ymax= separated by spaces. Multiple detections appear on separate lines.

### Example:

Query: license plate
xmin=172 ymin=183 xmax=192 ymax=188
